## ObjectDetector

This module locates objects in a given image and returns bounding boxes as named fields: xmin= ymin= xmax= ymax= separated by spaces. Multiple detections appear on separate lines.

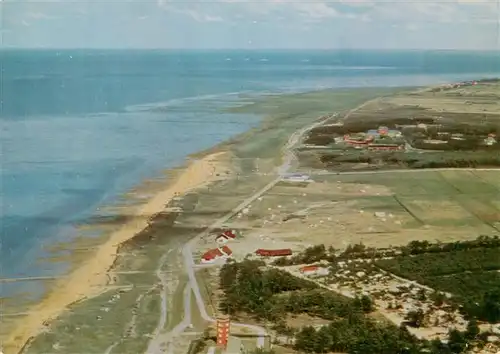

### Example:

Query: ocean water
xmin=1 ymin=49 xmax=499 ymax=297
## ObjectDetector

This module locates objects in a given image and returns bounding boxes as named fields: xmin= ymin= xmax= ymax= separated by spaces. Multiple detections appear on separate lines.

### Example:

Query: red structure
xmin=222 ymin=230 xmax=237 ymax=239
xmin=343 ymin=134 xmax=373 ymax=146
xmin=220 ymin=245 xmax=233 ymax=256
xmin=216 ymin=230 xmax=237 ymax=244
xmin=255 ymin=248 xmax=292 ymax=257
xmin=216 ymin=315 xmax=231 ymax=349
xmin=201 ymin=246 xmax=233 ymax=263
xmin=300 ymin=265 xmax=319 ymax=273
xmin=201 ymin=248 xmax=224 ymax=262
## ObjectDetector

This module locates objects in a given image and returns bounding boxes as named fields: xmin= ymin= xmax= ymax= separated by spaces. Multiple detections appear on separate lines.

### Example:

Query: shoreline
xmin=6 ymin=80 xmax=494 ymax=353
xmin=3 ymin=150 xmax=231 ymax=354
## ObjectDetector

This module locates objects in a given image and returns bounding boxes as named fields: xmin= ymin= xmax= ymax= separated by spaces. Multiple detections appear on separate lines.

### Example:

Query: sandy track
xmin=3 ymin=152 xmax=228 ymax=354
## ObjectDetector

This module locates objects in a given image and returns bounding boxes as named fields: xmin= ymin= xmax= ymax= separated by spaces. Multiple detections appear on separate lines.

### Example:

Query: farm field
xmin=197 ymin=169 xmax=499 ymax=270
xmin=315 ymin=169 xmax=500 ymax=234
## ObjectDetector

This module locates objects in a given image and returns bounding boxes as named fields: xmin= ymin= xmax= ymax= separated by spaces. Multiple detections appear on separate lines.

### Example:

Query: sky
xmin=1 ymin=0 xmax=500 ymax=49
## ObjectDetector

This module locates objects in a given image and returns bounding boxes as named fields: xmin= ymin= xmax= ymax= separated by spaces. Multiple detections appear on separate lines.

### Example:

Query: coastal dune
xmin=4 ymin=151 xmax=228 ymax=354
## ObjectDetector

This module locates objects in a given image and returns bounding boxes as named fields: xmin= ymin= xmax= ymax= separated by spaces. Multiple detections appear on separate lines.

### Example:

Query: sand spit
xmin=3 ymin=151 xmax=228 ymax=354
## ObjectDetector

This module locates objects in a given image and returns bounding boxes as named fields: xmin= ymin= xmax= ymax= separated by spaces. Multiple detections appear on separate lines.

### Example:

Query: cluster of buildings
xmin=200 ymin=229 xmax=295 ymax=263
xmin=342 ymin=126 xmax=405 ymax=151
xmin=423 ymin=132 xmax=497 ymax=147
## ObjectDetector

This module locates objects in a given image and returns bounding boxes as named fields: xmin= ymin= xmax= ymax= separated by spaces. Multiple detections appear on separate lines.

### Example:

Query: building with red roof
xmin=216 ymin=230 xmax=237 ymax=245
xmin=255 ymin=248 xmax=292 ymax=257
xmin=220 ymin=245 xmax=232 ymax=256
xmin=201 ymin=246 xmax=233 ymax=263
xmin=299 ymin=265 xmax=329 ymax=277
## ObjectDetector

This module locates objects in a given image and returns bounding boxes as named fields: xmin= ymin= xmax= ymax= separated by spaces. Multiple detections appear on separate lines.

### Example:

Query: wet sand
xmin=3 ymin=151 xmax=229 ymax=354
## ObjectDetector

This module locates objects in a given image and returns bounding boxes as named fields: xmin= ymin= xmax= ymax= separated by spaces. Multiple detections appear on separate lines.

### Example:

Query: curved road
xmin=152 ymin=114 xmax=334 ymax=353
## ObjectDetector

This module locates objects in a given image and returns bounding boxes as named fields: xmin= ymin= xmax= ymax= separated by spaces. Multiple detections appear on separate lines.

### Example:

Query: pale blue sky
xmin=2 ymin=0 xmax=500 ymax=49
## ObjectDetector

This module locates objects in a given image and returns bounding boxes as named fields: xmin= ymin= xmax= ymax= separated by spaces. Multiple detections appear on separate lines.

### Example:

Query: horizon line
xmin=2 ymin=47 xmax=500 ymax=52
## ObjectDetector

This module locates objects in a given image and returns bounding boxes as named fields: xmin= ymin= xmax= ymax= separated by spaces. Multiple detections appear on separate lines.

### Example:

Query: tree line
xmin=320 ymin=150 xmax=500 ymax=169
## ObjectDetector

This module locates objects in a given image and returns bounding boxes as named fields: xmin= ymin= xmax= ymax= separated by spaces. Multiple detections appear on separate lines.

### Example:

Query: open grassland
xmin=316 ymin=170 xmax=500 ymax=232
xmin=202 ymin=169 xmax=498 ymax=275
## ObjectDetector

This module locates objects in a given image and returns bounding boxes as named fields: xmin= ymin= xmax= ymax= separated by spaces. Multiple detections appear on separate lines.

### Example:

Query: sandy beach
xmin=3 ymin=151 xmax=229 ymax=354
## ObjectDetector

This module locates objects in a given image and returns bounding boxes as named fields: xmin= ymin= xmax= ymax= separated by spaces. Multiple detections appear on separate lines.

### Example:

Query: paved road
xmin=145 ymin=249 xmax=176 ymax=354
xmin=167 ymin=114 xmax=335 ymax=352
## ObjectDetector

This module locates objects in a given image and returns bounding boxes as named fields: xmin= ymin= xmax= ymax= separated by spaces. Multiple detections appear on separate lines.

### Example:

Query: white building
xmin=282 ymin=173 xmax=313 ymax=183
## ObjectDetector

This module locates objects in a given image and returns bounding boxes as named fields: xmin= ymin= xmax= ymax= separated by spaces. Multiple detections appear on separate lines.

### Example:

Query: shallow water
xmin=1 ymin=49 xmax=499 ymax=298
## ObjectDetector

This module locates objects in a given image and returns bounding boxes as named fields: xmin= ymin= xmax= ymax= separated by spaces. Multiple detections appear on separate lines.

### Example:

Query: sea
xmin=1 ymin=49 xmax=500 ymax=300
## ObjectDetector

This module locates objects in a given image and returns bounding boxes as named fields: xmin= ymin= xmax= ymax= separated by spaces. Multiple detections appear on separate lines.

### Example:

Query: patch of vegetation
xmin=376 ymin=246 xmax=500 ymax=278
xmin=272 ymin=236 xmax=500 ymax=324
xmin=219 ymin=259 xmax=374 ymax=321
xmin=272 ymin=243 xmax=395 ymax=267
xmin=375 ymin=237 xmax=500 ymax=323
xmin=272 ymin=244 xmax=334 ymax=266
xmin=320 ymin=150 xmax=500 ymax=169
xmin=294 ymin=318 xmax=423 ymax=354
xmin=399 ymin=236 xmax=500 ymax=256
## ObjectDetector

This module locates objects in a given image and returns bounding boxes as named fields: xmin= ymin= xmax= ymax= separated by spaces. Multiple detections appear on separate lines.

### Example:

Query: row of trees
xmin=376 ymin=246 xmax=500 ymax=278
xmin=272 ymin=239 xmax=478 ymax=267
xmin=411 ymin=138 xmax=500 ymax=152
xmin=273 ymin=243 xmax=390 ymax=267
xmin=400 ymin=236 xmax=500 ymax=256
xmin=320 ymin=150 xmax=500 ymax=169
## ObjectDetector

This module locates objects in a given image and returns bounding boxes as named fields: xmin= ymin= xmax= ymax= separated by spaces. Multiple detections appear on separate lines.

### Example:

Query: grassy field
xmin=316 ymin=170 xmax=500 ymax=232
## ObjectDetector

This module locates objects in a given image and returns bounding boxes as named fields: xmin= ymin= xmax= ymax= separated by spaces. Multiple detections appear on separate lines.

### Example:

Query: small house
xmin=255 ymin=248 xmax=292 ymax=257
xmin=216 ymin=230 xmax=237 ymax=245
xmin=300 ymin=265 xmax=329 ymax=277
xmin=220 ymin=245 xmax=232 ymax=256
xmin=201 ymin=246 xmax=233 ymax=263
xmin=282 ymin=173 xmax=312 ymax=183
xmin=484 ymin=136 xmax=497 ymax=146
